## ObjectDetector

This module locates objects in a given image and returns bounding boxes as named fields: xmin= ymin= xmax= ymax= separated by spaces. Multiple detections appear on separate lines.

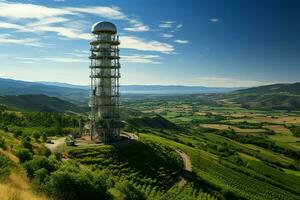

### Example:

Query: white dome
xmin=91 ymin=21 xmax=117 ymax=34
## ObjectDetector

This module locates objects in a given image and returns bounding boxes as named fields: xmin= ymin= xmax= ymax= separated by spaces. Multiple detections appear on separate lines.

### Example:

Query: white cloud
xmin=15 ymin=56 xmax=86 ymax=63
xmin=194 ymin=77 xmax=270 ymax=87
xmin=65 ymin=52 xmax=87 ymax=58
xmin=124 ymin=24 xmax=149 ymax=32
xmin=29 ymin=17 xmax=69 ymax=26
xmin=122 ymin=54 xmax=161 ymax=64
xmin=175 ymin=24 xmax=183 ymax=30
xmin=161 ymin=33 xmax=174 ymax=38
xmin=45 ymin=57 xmax=86 ymax=63
xmin=66 ymin=6 xmax=126 ymax=20
xmin=54 ymin=0 xmax=65 ymax=2
xmin=0 ymin=2 xmax=72 ymax=19
xmin=159 ymin=21 xmax=175 ymax=28
xmin=33 ymin=25 xmax=91 ymax=40
xmin=0 ymin=22 xmax=25 ymax=30
xmin=0 ymin=34 xmax=43 ymax=47
xmin=174 ymin=39 xmax=189 ymax=44
xmin=210 ymin=18 xmax=219 ymax=22
xmin=124 ymin=18 xmax=149 ymax=32
xmin=0 ymin=2 xmax=175 ymax=53
xmin=120 ymin=36 xmax=174 ymax=53
xmin=15 ymin=57 xmax=40 ymax=61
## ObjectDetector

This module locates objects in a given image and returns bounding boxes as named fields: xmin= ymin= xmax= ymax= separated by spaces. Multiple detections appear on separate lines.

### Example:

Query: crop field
xmin=122 ymin=94 xmax=300 ymax=199
xmin=200 ymin=124 xmax=267 ymax=133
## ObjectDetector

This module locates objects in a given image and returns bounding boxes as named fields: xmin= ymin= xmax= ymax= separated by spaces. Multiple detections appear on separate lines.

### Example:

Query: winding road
xmin=175 ymin=149 xmax=192 ymax=187
xmin=44 ymin=137 xmax=66 ymax=153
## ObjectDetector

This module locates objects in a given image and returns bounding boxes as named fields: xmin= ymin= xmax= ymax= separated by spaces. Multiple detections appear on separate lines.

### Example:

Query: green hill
xmin=235 ymin=82 xmax=300 ymax=95
xmin=0 ymin=94 xmax=85 ymax=113
xmin=224 ymin=82 xmax=300 ymax=110
xmin=126 ymin=114 xmax=187 ymax=132
xmin=0 ymin=78 xmax=88 ymax=104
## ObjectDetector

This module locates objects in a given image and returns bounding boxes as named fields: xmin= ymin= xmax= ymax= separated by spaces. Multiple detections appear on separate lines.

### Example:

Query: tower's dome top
xmin=91 ymin=21 xmax=117 ymax=34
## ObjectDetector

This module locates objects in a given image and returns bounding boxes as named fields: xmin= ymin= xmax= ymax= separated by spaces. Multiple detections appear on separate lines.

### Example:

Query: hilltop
xmin=234 ymin=82 xmax=300 ymax=95
xmin=221 ymin=82 xmax=300 ymax=110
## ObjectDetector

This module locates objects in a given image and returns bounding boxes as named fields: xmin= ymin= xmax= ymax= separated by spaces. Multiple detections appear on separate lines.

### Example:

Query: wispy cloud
xmin=0 ymin=1 xmax=174 ymax=52
xmin=0 ymin=34 xmax=43 ymax=47
xmin=66 ymin=6 xmax=126 ymax=20
xmin=45 ymin=57 xmax=86 ymax=63
xmin=174 ymin=39 xmax=189 ymax=44
xmin=15 ymin=56 xmax=87 ymax=63
xmin=122 ymin=54 xmax=161 ymax=64
xmin=210 ymin=18 xmax=219 ymax=23
xmin=121 ymin=36 xmax=174 ymax=53
xmin=175 ymin=24 xmax=183 ymax=31
xmin=124 ymin=19 xmax=149 ymax=32
xmin=159 ymin=21 xmax=175 ymax=28
xmin=0 ymin=22 xmax=25 ymax=30
xmin=161 ymin=33 xmax=174 ymax=38
xmin=0 ymin=2 xmax=72 ymax=19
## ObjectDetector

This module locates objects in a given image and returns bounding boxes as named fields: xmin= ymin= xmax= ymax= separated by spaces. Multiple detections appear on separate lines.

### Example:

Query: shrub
xmin=32 ymin=131 xmax=41 ymax=141
xmin=23 ymin=155 xmax=58 ymax=179
xmin=45 ymin=162 xmax=111 ymax=200
xmin=16 ymin=148 xmax=33 ymax=163
xmin=0 ymin=154 xmax=11 ymax=181
xmin=13 ymin=129 xmax=23 ymax=138
xmin=0 ymin=136 xmax=7 ymax=150
xmin=39 ymin=147 xmax=52 ymax=157
xmin=21 ymin=136 xmax=32 ymax=151
xmin=32 ymin=168 xmax=49 ymax=191
xmin=116 ymin=181 xmax=146 ymax=200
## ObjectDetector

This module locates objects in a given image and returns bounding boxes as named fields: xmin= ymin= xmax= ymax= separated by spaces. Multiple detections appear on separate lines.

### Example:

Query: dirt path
xmin=44 ymin=137 xmax=66 ymax=153
xmin=175 ymin=149 xmax=192 ymax=187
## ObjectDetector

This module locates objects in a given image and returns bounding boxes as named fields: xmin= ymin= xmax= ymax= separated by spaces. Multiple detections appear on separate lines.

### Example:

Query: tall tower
xmin=89 ymin=21 xmax=121 ymax=143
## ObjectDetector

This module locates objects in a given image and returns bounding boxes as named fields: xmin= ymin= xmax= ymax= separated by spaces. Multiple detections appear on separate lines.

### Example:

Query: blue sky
xmin=0 ymin=0 xmax=299 ymax=87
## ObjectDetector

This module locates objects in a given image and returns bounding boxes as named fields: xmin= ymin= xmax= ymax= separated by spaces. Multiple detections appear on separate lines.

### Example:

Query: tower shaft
xmin=89 ymin=22 xmax=121 ymax=143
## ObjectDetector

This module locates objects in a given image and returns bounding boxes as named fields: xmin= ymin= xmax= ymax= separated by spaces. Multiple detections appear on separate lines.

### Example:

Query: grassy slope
xmin=0 ymin=130 xmax=51 ymax=200
xmin=0 ymin=94 xmax=84 ymax=112
xmin=141 ymin=132 xmax=300 ymax=200
xmin=125 ymin=98 xmax=300 ymax=197
xmin=225 ymin=82 xmax=300 ymax=110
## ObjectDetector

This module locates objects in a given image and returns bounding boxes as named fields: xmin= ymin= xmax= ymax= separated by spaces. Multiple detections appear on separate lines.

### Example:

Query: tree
xmin=21 ymin=136 xmax=32 ymax=151
xmin=32 ymin=131 xmax=41 ymax=141
xmin=45 ymin=162 xmax=111 ymax=200
xmin=23 ymin=155 xmax=58 ymax=179
xmin=16 ymin=148 xmax=32 ymax=163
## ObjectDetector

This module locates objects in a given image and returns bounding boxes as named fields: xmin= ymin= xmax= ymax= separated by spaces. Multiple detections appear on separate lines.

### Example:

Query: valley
xmin=0 ymin=86 xmax=300 ymax=199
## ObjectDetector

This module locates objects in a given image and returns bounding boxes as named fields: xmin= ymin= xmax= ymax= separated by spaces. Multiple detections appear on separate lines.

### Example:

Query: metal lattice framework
xmin=89 ymin=22 xmax=122 ymax=143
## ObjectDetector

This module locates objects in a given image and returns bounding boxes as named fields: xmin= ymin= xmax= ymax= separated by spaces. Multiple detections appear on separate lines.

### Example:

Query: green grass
xmin=284 ymin=168 xmax=300 ymax=177
xmin=140 ymin=132 xmax=300 ymax=200
xmin=68 ymin=139 xmax=182 ymax=190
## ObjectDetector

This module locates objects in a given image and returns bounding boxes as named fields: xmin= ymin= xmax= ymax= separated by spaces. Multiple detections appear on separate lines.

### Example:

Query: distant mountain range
xmin=38 ymin=81 xmax=243 ymax=93
xmin=0 ymin=78 xmax=242 ymax=100
xmin=1 ymin=78 xmax=300 ymax=111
